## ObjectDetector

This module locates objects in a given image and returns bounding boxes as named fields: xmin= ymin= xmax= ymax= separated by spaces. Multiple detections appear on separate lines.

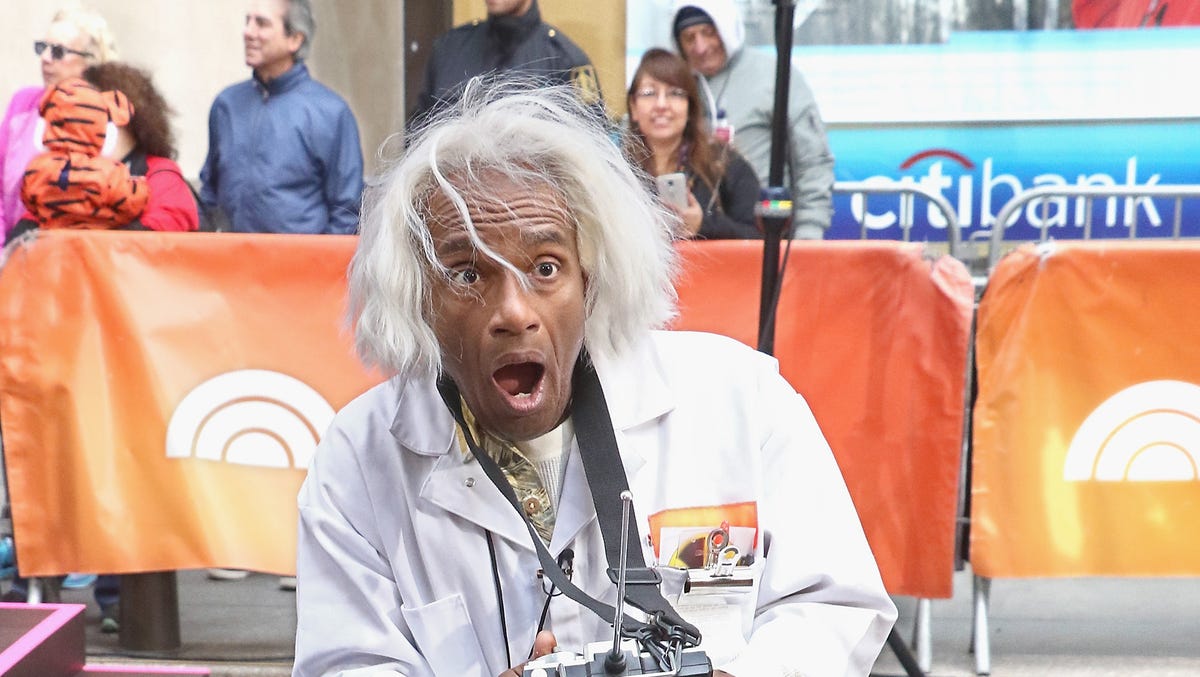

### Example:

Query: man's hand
xmin=498 ymin=630 xmax=557 ymax=677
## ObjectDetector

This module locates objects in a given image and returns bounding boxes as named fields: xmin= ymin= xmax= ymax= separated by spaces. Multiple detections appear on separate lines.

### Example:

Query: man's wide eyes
xmin=445 ymin=260 xmax=559 ymax=285
xmin=450 ymin=268 xmax=480 ymax=284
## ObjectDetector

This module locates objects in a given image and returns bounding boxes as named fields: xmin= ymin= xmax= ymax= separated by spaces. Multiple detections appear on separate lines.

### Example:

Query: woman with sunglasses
xmin=0 ymin=5 xmax=117 ymax=239
xmin=625 ymin=48 xmax=761 ymax=240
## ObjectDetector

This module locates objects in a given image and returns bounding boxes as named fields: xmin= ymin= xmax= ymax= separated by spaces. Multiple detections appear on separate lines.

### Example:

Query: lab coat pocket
xmin=675 ymin=560 xmax=764 ymax=666
xmin=401 ymin=594 xmax=489 ymax=677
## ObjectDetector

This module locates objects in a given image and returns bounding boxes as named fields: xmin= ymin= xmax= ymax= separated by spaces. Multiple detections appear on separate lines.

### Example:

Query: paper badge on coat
xmin=649 ymin=502 xmax=761 ymax=665
xmin=647 ymin=502 xmax=758 ymax=569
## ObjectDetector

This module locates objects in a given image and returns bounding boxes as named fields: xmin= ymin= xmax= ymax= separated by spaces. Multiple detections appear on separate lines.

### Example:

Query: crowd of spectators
xmin=2 ymin=0 xmax=834 ymax=247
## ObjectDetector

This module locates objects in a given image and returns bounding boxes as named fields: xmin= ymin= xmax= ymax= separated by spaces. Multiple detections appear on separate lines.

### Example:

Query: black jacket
xmin=410 ymin=1 xmax=600 ymax=127
xmin=690 ymin=148 xmax=762 ymax=240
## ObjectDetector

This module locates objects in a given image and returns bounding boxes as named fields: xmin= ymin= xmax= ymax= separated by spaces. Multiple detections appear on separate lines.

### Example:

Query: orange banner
xmin=972 ymin=242 xmax=1200 ymax=578
xmin=0 ymin=231 xmax=380 ymax=576
xmin=0 ymin=234 xmax=974 ymax=596
xmin=671 ymin=241 xmax=975 ymax=597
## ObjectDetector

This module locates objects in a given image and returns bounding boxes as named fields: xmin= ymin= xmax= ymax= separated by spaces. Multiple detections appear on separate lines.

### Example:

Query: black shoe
xmin=100 ymin=605 xmax=119 ymax=634
xmin=1 ymin=589 xmax=26 ymax=603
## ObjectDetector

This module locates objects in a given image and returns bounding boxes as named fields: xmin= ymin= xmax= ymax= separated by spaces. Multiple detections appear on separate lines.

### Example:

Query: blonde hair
xmin=52 ymin=3 xmax=119 ymax=64
xmin=350 ymin=79 xmax=679 ymax=378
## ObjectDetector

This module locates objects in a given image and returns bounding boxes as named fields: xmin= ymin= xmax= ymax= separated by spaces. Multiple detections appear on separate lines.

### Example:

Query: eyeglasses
xmin=34 ymin=40 xmax=93 ymax=61
xmin=633 ymin=87 xmax=688 ymax=103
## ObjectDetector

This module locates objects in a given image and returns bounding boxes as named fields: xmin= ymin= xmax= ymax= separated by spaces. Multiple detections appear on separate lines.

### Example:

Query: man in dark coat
xmin=410 ymin=0 xmax=601 ymax=127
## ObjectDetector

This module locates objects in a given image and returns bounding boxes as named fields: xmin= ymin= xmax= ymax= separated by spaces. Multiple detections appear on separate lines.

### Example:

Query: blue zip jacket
xmin=200 ymin=63 xmax=364 ymax=235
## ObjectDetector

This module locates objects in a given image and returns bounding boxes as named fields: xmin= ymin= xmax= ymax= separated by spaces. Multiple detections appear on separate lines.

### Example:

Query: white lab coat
xmin=294 ymin=330 xmax=896 ymax=677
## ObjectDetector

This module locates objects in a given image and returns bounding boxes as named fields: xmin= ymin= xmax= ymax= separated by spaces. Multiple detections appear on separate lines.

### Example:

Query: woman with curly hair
xmin=82 ymin=62 xmax=199 ymax=232
xmin=626 ymin=47 xmax=760 ymax=239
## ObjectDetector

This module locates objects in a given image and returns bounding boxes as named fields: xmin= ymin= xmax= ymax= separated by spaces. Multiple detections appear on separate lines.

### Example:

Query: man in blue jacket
xmin=200 ymin=0 xmax=364 ymax=235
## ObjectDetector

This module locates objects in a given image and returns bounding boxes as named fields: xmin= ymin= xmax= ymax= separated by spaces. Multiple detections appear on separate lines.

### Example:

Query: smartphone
xmin=655 ymin=172 xmax=689 ymax=211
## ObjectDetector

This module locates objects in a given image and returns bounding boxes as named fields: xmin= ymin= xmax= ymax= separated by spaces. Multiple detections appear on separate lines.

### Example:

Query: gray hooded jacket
xmin=672 ymin=0 xmax=834 ymax=237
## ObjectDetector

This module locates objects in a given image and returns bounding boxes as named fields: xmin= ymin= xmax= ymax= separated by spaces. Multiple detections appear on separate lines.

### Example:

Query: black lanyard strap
xmin=436 ymin=375 xmax=646 ymax=638
xmin=434 ymin=352 xmax=701 ymax=648
xmin=569 ymin=355 xmax=701 ymax=646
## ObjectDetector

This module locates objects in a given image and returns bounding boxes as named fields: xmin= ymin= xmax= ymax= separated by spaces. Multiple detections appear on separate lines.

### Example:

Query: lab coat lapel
xmin=390 ymin=378 xmax=536 ymax=552
xmin=551 ymin=338 xmax=675 ymax=550
xmin=420 ymin=454 xmax=537 ymax=552
xmin=589 ymin=336 xmax=673 ymax=434
xmin=548 ymin=446 xmax=592 ymax=554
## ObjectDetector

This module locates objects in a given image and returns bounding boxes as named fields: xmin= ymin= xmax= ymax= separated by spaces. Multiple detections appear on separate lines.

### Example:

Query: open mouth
xmin=493 ymin=362 xmax=545 ymax=399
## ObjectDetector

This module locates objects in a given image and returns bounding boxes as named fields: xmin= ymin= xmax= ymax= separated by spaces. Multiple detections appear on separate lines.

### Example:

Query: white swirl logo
xmin=166 ymin=370 xmax=335 ymax=470
xmin=1063 ymin=380 xmax=1200 ymax=482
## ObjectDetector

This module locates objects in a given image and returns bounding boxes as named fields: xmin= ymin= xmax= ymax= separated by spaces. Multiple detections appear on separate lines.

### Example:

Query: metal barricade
xmin=833 ymin=181 xmax=963 ymax=256
xmin=986 ymin=184 xmax=1200 ymax=271
xmin=833 ymin=180 xmax=967 ymax=676
xmin=971 ymin=184 xmax=1200 ymax=676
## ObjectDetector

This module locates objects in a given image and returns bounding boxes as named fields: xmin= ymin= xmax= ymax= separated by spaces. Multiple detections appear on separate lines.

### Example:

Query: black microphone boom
xmin=757 ymin=0 xmax=798 ymax=357
xmin=767 ymin=0 xmax=795 ymax=190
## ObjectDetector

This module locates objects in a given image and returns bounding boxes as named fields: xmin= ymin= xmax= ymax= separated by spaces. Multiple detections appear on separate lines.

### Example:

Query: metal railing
xmin=833 ymin=180 xmax=962 ymax=254
xmin=987 ymin=184 xmax=1200 ymax=270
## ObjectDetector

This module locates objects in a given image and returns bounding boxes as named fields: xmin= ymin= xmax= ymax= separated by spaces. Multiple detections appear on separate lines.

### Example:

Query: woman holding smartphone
xmin=626 ymin=48 xmax=761 ymax=239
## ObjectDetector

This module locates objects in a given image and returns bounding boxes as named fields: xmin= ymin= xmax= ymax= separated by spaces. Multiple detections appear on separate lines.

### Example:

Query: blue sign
xmin=827 ymin=120 xmax=1200 ymax=242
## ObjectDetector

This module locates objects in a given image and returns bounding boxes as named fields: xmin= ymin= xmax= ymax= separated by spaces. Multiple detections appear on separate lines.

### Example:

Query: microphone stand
xmin=755 ymin=8 xmax=929 ymax=676
xmin=757 ymin=0 xmax=797 ymax=357
xmin=754 ymin=18 xmax=929 ymax=676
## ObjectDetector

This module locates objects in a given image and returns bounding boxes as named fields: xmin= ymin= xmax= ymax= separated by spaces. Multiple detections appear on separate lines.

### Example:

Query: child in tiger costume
xmin=19 ymin=77 xmax=148 ymax=230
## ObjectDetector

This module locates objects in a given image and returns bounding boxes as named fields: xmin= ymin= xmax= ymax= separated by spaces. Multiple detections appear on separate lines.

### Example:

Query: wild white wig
xmin=350 ymin=79 xmax=679 ymax=378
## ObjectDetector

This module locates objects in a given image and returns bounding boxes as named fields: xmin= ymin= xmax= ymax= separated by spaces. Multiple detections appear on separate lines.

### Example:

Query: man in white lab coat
xmin=293 ymin=81 xmax=896 ymax=677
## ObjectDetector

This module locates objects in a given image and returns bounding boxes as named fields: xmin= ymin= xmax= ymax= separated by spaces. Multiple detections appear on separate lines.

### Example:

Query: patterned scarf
xmin=453 ymin=400 xmax=556 ymax=542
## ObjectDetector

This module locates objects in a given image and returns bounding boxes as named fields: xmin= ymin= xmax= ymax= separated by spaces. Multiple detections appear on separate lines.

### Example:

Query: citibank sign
xmin=851 ymin=153 xmax=1162 ymax=232
xmin=827 ymin=119 xmax=1200 ymax=242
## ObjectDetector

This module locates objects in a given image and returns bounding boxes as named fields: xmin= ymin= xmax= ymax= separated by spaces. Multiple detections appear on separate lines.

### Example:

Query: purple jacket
xmin=1 ymin=86 xmax=44 ymax=238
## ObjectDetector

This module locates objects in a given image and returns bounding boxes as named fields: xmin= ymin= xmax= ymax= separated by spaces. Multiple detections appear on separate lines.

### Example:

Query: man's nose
xmin=489 ymin=273 xmax=539 ymax=336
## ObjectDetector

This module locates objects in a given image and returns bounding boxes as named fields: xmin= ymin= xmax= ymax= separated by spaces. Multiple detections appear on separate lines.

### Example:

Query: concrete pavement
xmin=57 ymin=566 xmax=1200 ymax=677
xmin=873 ymin=568 xmax=1200 ymax=676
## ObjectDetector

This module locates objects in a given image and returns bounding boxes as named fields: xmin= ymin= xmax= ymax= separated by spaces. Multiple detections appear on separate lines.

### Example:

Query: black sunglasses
xmin=34 ymin=40 xmax=93 ymax=60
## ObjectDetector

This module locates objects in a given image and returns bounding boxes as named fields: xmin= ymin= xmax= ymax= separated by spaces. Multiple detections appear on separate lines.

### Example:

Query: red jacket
xmin=140 ymin=154 xmax=199 ymax=232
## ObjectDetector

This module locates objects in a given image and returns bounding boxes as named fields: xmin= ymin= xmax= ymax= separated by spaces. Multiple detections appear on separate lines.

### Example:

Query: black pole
xmin=119 ymin=571 xmax=181 ymax=651
xmin=887 ymin=628 xmax=928 ymax=677
xmin=767 ymin=1 xmax=794 ymax=190
xmin=756 ymin=0 xmax=797 ymax=356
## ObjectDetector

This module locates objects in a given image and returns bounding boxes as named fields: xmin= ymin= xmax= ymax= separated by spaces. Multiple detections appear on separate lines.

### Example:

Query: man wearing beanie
xmin=410 ymin=0 xmax=601 ymax=128
xmin=671 ymin=0 xmax=834 ymax=239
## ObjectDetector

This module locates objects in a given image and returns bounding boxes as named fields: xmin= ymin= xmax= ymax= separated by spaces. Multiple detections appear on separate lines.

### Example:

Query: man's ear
xmin=288 ymin=31 xmax=306 ymax=58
